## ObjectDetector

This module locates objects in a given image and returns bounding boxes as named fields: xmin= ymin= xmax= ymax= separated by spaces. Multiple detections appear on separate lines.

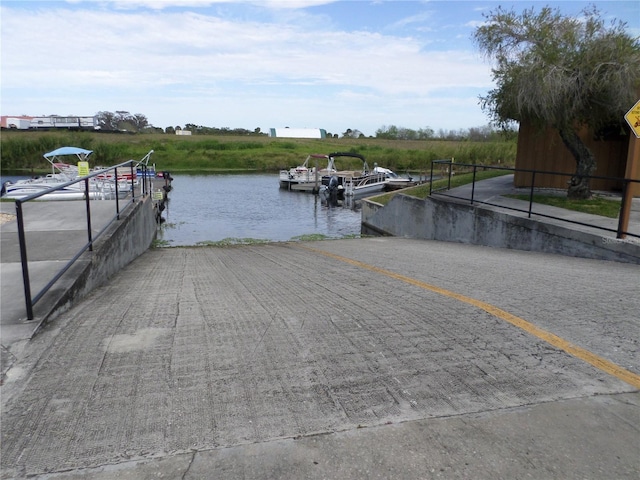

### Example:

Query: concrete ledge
xmin=33 ymin=196 xmax=158 ymax=333
xmin=362 ymin=194 xmax=640 ymax=264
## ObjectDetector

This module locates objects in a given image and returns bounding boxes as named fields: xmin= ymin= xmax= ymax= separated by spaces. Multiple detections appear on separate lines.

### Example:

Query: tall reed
xmin=0 ymin=131 xmax=517 ymax=174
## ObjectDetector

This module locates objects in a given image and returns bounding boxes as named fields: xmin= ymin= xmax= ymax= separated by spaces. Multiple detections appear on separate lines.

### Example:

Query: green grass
xmin=371 ymin=169 xmax=513 ymax=205
xmin=0 ymin=131 xmax=517 ymax=175
xmin=290 ymin=233 xmax=332 ymax=242
xmin=195 ymin=238 xmax=273 ymax=246
xmin=505 ymin=194 xmax=621 ymax=218
xmin=151 ymin=238 xmax=171 ymax=248
xmin=370 ymin=170 xmax=622 ymax=219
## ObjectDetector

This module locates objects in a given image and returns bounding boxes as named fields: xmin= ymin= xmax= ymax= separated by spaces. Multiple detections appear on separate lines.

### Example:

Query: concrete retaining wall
xmin=87 ymin=195 xmax=158 ymax=289
xmin=45 ymin=196 xmax=157 ymax=323
xmin=362 ymin=194 xmax=640 ymax=264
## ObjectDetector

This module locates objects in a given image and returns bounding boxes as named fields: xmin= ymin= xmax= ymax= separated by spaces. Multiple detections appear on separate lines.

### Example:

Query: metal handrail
xmin=429 ymin=159 xmax=639 ymax=240
xmin=13 ymin=159 xmax=152 ymax=320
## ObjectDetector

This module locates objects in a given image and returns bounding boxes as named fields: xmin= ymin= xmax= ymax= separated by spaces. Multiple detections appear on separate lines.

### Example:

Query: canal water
xmin=1 ymin=173 xmax=364 ymax=246
xmin=156 ymin=174 xmax=363 ymax=246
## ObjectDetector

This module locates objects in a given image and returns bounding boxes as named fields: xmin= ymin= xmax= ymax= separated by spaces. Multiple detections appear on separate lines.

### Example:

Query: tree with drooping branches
xmin=474 ymin=5 xmax=640 ymax=198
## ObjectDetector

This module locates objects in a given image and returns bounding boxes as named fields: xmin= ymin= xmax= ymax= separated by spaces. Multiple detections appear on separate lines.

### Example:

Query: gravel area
xmin=0 ymin=213 xmax=15 ymax=225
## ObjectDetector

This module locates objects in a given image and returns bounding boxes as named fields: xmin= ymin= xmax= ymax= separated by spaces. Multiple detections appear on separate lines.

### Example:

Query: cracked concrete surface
xmin=1 ymin=238 xmax=639 ymax=479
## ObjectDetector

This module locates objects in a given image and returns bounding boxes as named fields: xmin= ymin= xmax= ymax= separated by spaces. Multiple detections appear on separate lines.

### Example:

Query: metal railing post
xmin=114 ymin=166 xmax=121 ymax=219
xmin=143 ymin=164 xmax=149 ymax=196
xmin=140 ymin=164 xmax=145 ymax=196
xmin=470 ymin=165 xmax=477 ymax=205
xmin=15 ymin=200 xmax=34 ymax=320
xmin=84 ymin=178 xmax=93 ymax=251
xmin=429 ymin=161 xmax=434 ymax=195
xmin=9 ymin=159 xmax=148 ymax=321
xmin=617 ymin=179 xmax=629 ymax=238
xmin=447 ymin=159 xmax=452 ymax=190
xmin=130 ymin=161 xmax=136 ymax=200
xmin=528 ymin=171 xmax=536 ymax=218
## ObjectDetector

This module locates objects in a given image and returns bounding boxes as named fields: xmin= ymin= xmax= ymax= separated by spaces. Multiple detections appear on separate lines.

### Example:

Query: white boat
xmin=279 ymin=154 xmax=335 ymax=192
xmin=319 ymin=152 xmax=407 ymax=200
xmin=342 ymin=167 xmax=389 ymax=197
xmin=373 ymin=166 xmax=416 ymax=190
xmin=1 ymin=147 xmax=131 ymax=201
xmin=0 ymin=182 xmax=119 ymax=201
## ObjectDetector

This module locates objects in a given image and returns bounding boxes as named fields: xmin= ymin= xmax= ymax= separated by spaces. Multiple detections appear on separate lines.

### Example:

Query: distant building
xmin=1 ymin=115 xmax=99 ymax=130
xmin=176 ymin=130 xmax=192 ymax=136
xmin=269 ymin=128 xmax=327 ymax=139
xmin=1 ymin=116 xmax=33 ymax=129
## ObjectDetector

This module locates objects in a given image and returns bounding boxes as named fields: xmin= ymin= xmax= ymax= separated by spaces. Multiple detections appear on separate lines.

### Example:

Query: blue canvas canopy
xmin=42 ymin=146 xmax=94 ymax=176
xmin=43 ymin=147 xmax=93 ymax=159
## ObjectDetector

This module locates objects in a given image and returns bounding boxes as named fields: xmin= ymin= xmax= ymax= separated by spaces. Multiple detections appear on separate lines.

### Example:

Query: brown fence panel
xmin=514 ymin=121 xmax=629 ymax=192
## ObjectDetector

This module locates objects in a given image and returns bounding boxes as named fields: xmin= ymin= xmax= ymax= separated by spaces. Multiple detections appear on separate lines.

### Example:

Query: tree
xmin=417 ymin=127 xmax=435 ymax=140
xmin=375 ymin=125 xmax=399 ymax=139
xmin=342 ymin=128 xmax=363 ymax=138
xmin=96 ymin=111 xmax=118 ymax=130
xmin=131 ymin=113 xmax=149 ymax=131
xmin=474 ymin=5 xmax=640 ymax=198
xmin=397 ymin=127 xmax=417 ymax=140
xmin=96 ymin=110 xmax=150 ymax=132
xmin=114 ymin=110 xmax=133 ymax=131
xmin=468 ymin=126 xmax=493 ymax=141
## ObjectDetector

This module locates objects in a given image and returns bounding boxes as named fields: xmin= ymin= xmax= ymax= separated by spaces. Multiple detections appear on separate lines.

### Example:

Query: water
xmin=1 ymin=173 xmax=364 ymax=245
xmin=156 ymin=174 xmax=363 ymax=246
xmin=1 ymin=175 xmax=31 ymax=184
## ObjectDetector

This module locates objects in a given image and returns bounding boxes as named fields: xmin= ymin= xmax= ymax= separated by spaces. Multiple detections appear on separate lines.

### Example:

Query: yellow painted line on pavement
xmin=298 ymin=244 xmax=640 ymax=389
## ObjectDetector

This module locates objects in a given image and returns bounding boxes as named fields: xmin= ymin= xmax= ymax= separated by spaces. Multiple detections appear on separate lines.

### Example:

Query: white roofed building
xmin=269 ymin=128 xmax=327 ymax=139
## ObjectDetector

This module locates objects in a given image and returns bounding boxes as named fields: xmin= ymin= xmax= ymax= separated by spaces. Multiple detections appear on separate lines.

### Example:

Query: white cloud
xmin=2 ymin=6 xmax=491 ymax=90
xmin=465 ymin=19 xmax=486 ymax=28
xmin=1 ymin=2 xmax=494 ymax=134
xmin=104 ymin=0 xmax=338 ymax=10
xmin=388 ymin=10 xmax=434 ymax=30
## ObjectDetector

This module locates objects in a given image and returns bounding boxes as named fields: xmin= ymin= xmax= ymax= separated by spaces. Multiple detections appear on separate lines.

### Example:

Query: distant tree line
xmin=95 ymin=111 xmax=515 ymax=141
xmin=95 ymin=111 xmax=152 ymax=132
xmin=173 ymin=124 xmax=264 ymax=136
xmin=342 ymin=125 xmax=517 ymax=141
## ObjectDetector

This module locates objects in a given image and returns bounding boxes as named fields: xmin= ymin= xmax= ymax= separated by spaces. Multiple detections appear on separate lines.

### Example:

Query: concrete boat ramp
xmin=1 ymin=200 xmax=639 ymax=478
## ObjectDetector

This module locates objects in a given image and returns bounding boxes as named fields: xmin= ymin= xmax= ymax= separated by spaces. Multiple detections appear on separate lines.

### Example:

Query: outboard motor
xmin=1 ymin=181 xmax=11 ymax=197
xmin=328 ymin=175 xmax=340 ymax=204
xmin=162 ymin=171 xmax=173 ymax=192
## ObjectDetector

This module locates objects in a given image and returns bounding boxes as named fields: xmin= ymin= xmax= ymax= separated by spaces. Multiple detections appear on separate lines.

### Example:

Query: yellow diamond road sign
xmin=625 ymin=99 xmax=640 ymax=138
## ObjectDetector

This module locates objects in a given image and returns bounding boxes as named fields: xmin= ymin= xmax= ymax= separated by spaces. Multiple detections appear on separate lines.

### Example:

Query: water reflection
xmin=157 ymin=174 xmax=363 ymax=246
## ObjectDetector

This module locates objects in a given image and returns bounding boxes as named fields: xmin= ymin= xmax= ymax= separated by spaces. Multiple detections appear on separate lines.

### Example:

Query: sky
xmin=1 ymin=1 xmax=638 ymax=137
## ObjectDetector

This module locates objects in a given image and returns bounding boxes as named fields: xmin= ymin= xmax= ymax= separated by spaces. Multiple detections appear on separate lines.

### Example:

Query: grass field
xmin=0 ymin=130 xmax=517 ymax=174
xmin=372 ymin=169 xmax=514 ymax=205
xmin=505 ymin=193 xmax=621 ymax=218
xmin=371 ymin=171 xmax=622 ymax=219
